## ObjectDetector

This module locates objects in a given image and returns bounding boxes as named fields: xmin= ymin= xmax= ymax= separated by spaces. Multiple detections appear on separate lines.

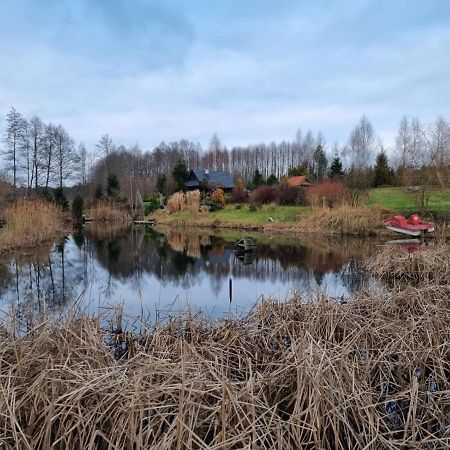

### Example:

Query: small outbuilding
xmin=185 ymin=169 xmax=235 ymax=193
xmin=286 ymin=175 xmax=313 ymax=188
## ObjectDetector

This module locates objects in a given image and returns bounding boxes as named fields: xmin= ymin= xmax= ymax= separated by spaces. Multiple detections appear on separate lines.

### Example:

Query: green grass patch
xmin=367 ymin=187 xmax=450 ymax=212
xmin=153 ymin=204 xmax=308 ymax=227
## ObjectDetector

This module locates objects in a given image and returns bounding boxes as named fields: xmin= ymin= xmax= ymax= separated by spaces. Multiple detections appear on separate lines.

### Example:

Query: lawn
xmin=367 ymin=187 xmax=450 ymax=212
xmin=153 ymin=204 xmax=308 ymax=227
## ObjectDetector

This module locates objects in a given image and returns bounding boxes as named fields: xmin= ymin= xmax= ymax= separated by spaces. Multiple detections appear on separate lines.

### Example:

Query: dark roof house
xmin=185 ymin=169 xmax=235 ymax=192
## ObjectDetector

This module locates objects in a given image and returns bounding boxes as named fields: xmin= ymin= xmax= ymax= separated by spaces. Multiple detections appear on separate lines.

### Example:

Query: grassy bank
xmin=367 ymin=186 xmax=450 ymax=213
xmin=0 ymin=198 xmax=67 ymax=255
xmin=153 ymin=204 xmax=308 ymax=229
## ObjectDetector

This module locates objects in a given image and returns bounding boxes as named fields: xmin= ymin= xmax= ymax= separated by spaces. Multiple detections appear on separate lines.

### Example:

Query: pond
xmin=0 ymin=225 xmax=382 ymax=320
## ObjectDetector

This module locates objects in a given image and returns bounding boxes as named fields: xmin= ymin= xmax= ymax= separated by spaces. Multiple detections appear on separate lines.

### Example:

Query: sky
xmin=0 ymin=0 xmax=450 ymax=153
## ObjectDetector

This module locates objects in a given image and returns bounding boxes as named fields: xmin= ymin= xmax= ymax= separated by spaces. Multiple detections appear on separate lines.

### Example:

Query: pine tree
xmin=373 ymin=151 xmax=392 ymax=187
xmin=172 ymin=160 xmax=188 ymax=191
xmin=266 ymin=174 xmax=278 ymax=185
xmin=328 ymin=156 xmax=344 ymax=179
xmin=313 ymin=145 xmax=328 ymax=180
xmin=3 ymin=107 xmax=24 ymax=188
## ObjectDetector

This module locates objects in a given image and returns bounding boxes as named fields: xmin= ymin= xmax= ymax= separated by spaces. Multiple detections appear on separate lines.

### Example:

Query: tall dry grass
xmin=1 ymin=281 xmax=450 ymax=449
xmin=302 ymin=205 xmax=383 ymax=235
xmin=166 ymin=191 xmax=186 ymax=214
xmin=0 ymin=198 xmax=65 ymax=254
xmin=368 ymin=242 xmax=450 ymax=284
xmin=186 ymin=189 xmax=201 ymax=215
xmin=89 ymin=202 xmax=131 ymax=221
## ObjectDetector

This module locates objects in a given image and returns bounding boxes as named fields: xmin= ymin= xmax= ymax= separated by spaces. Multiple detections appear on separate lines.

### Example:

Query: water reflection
xmin=0 ymin=225 xmax=379 ymax=318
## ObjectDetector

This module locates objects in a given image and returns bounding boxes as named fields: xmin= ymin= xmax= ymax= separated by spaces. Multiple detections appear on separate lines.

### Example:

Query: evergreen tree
xmin=252 ymin=169 xmax=265 ymax=187
xmin=266 ymin=174 xmax=278 ymax=185
xmin=328 ymin=156 xmax=345 ymax=179
xmin=288 ymin=165 xmax=308 ymax=176
xmin=106 ymin=174 xmax=120 ymax=197
xmin=94 ymin=184 xmax=103 ymax=200
xmin=54 ymin=187 xmax=69 ymax=211
xmin=72 ymin=195 xmax=84 ymax=223
xmin=172 ymin=160 xmax=188 ymax=191
xmin=156 ymin=173 xmax=167 ymax=193
xmin=373 ymin=151 xmax=393 ymax=187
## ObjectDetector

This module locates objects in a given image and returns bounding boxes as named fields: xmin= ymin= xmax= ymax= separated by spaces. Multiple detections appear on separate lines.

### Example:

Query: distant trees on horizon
xmin=1 ymin=106 xmax=449 ymax=199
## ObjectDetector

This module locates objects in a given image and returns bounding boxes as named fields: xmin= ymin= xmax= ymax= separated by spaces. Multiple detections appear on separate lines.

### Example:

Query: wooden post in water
xmin=229 ymin=278 xmax=233 ymax=303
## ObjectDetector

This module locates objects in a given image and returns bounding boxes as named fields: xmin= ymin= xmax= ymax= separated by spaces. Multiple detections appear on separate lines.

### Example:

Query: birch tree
xmin=2 ymin=107 xmax=24 ymax=188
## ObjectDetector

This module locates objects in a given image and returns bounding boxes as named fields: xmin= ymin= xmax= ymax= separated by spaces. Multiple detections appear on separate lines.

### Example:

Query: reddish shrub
xmin=230 ymin=187 xmax=246 ymax=203
xmin=249 ymin=185 xmax=278 ymax=204
xmin=307 ymin=180 xmax=348 ymax=207
xmin=277 ymin=186 xmax=308 ymax=205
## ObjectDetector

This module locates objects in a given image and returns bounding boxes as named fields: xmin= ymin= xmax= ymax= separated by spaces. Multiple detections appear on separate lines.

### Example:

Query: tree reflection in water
xmin=0 ymin=225 xmax=378 ymax=316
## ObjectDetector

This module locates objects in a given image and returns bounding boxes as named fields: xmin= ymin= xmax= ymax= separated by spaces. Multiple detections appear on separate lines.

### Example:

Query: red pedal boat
xmin=382 ymin=214 xmax=435 ymax=236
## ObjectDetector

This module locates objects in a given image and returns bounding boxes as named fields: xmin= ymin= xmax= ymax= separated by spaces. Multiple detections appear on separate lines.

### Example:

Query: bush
xmin=211 ymin=188 xmax=225 ymax=209
xmin=277 ymin=186 xmax=307 ymax=205
xmin=54 ymin=187 xmax=69 ymax=211
xmin=307 ymin=180 xmax=348 ymax=208
xmin=72 ymin=195 xmax=84 ymax=223
xmin=249 ymin=185 xmax=277 ymax=204
xmin=144 ymin=197 xmax=161 ymax=216
xmin=231 ymin=179 xmax=246 ymax=203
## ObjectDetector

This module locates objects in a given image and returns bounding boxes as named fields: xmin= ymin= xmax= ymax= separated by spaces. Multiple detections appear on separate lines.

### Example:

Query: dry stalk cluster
xmin=368 ymin=242 xmax=450 ymax=285
xmin=166 ymin=192 xmax=186 ymax=214
xmin=89 ymin=202 xmax=131 ymax=221
xmin=301 ymin=205 xmax=383 ymax=236
xmin=0 ymin=198 xmax=64 ymax=254
xmin=1 ymin=283 xmax=450 ymax=449
xmin=186 ymin=190 xmax=201 ymax=215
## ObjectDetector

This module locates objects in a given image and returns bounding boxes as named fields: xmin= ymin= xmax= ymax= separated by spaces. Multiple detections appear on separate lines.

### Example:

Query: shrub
xmin=277 ymin=186 xmax=307 ymax=205
xmin=307 ymin=180 xmax=348 ymax=208
xmin=54 ymin=187 xmax=69 ymax=211
xmin=144 ymin=197 xmax=161 ymax=216
xmin=211 ymin=188 xmax=225 ymax=209
xmin=249 ymin=185 xmax=277 ymax=204
xmin=248 ymin=203 xmax=258 ymax=212
xmin=231 ymin=179 xmax=246 ymax=203
xmin=72 ymin=195 xmax=84 ymax=223
xmin=166 ymin=192 xmax=185 ymax=214
xmin=186 ymin=190 xmax=201 ymax=215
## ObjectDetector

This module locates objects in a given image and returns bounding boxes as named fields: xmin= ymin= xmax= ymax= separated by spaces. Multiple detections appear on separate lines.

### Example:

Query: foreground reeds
xmin=0 ymin=198 xmax=65 ymax=254
xmin=1 ymin=282 xmax=450 ymax=449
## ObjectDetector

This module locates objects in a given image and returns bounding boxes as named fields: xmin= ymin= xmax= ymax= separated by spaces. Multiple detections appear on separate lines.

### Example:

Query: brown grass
xmin=186 ymin=190 xmax=201 ymax=215
xmin=89 ymin=202 xmax=131 ymax=221
xmin=300 ymin=205 xmax=384 ymax=235
xmin=1 ymin=283 xmax=450 ymax=449
xmin=0 ymin=198 xmax=65 ymax=254
xmin=166 ymin=191 xmax=186 ymax=214
xmin=368 ymin=242 xmax=450 ymax=284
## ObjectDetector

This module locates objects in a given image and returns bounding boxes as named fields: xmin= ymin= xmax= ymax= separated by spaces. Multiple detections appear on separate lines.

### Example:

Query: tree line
xmin=2 ymin=107 xmax=449 ymax=200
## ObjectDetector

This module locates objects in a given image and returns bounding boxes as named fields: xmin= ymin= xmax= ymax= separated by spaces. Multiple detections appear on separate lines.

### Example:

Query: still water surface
xmin=0 ymin=225 xmax=380 ymax=319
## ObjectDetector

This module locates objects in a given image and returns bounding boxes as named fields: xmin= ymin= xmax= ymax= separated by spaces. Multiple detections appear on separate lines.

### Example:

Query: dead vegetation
xmin=0 ymin=198 xmax=65 ymax=254
xmin=368 ymin=242 xmax=450 ymax=284
xmin=89 ymin=202 xmax=131 ymax=221
xmin=166 ymin=191 xmax=186 ymax=214
xmin=1 ymin=280 xmax=450 ymax=449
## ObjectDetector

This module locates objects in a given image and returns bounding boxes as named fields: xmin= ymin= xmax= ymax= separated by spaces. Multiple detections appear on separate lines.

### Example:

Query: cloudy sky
xmin=0 ymin=0 xmax=449 ymax=152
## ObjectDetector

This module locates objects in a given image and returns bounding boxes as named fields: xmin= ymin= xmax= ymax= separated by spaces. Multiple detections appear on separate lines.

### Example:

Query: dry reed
xmin=368 ymin=242 xmax=450 ymax=285
xmin=89 ymin=202 xmax=131 ymax=221
xmin=1 ymin=282 xmax=450 ymax=449
xmin=166 ymin=192 xmax=186 ymax=214
xmin=186 ymin=190 xmax=201 ymax=215
xmin=301 ymin=205 xmax=383 ymax=235
xmin=0 ymin=198 xmax=65 ymax=254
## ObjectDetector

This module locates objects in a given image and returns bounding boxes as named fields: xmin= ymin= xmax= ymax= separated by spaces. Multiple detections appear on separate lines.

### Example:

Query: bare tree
xmin=41 ymin=123 xmax=58 ymax=188
xmin=29 ymin=115 xmax=44 ymax=189
xmin=395 ymin=116 xmax=412 ymax=169
xmin=2 ymin=107 xmax=24 ymax=188
xmin=55 ymin=125 xmax=75 ymax=188
xmin=77 ymin=142 xmax=88 ymax=184
xmin=348 ymin=115 xmax=375 ymax=170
